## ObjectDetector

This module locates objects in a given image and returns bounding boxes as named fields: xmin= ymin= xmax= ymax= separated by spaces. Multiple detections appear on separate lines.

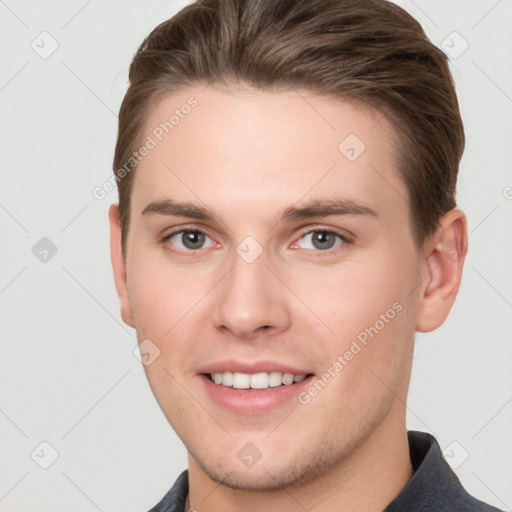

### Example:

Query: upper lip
xmin=197 ymin=359 xmax=313 ymax=376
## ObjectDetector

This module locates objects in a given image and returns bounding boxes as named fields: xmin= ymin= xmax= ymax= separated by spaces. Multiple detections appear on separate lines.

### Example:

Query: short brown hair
xmin=113 ymin=0 xmax=464 ymax=255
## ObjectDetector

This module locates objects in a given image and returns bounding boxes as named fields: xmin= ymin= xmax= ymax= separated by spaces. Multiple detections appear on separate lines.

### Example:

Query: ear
xmin=109 ymin=204 xmax=135 ymax=328
xmin=416 ymin=208 xmax=468 ymax=333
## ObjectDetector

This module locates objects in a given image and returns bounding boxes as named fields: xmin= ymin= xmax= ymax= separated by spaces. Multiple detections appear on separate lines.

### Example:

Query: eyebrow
xmin=282 ymin=199 xmax=378 ymax=221
xmin=142 ymin=199 xmax=212 ymax=220
xmin=141 ymin=198 xmax=378 ymax=223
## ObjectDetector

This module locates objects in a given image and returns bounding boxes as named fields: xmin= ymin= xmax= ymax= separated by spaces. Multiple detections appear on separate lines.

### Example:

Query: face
xmin=115 ymin=85 xmax=427 ymax=490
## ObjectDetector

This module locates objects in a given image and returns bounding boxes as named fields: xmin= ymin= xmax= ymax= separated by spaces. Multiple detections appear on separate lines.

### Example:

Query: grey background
xmin=0 ymin=1 xmax=510 ymax=511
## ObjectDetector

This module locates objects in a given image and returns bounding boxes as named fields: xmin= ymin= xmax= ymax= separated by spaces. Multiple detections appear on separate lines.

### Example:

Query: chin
xmin=189 ymin=436 xmax=344 ymax=493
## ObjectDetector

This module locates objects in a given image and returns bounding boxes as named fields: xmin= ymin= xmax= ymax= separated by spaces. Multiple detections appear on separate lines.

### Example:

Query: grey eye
xmin=169 ymin=230 xmax=214 ymax=250
xmin=298 ymin=231 xmax=343 ymax=251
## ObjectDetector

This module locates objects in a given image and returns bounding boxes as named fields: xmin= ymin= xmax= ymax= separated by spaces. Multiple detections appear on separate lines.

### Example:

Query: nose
xmin=212 ymin=248 xmax=291 ymax=341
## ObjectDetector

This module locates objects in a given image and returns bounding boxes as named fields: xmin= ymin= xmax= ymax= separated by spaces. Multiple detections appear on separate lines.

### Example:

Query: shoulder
xmin=385 ymin=431 xmax=503 ymax=512
xmin=146 ymin=470 xmax=189 ymax=512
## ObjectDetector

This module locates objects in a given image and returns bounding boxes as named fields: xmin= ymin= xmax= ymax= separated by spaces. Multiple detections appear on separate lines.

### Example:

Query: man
xmin=109 ymin=0 xmax=501 ymax=510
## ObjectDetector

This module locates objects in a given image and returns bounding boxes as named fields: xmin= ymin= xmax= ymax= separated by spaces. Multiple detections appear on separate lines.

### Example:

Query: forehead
xmin=131 ymin=84 xmax=407 ymax=224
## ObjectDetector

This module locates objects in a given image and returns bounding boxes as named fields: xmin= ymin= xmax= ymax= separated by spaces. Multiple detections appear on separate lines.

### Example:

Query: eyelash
xmin=288 ymin=228 xmax=350 ymax=255
xmin=160 ymin=226 xmax=351 ymax=256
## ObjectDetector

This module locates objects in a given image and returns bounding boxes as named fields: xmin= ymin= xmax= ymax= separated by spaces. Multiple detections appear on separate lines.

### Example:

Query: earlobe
xmin=415 ymin=209 xmax=468 ymax=333
xmin=108 ymin=204 xmax=135 ymax=328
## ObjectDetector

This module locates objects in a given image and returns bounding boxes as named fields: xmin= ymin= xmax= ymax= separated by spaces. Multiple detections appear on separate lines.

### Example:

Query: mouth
xmin=197 ymin=362 xmax=315 ymax=415
xmin=205 ymin=371 xmax=312 ymax=389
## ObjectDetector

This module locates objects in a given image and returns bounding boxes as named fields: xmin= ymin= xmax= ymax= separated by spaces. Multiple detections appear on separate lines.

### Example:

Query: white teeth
xmin=250 ymin=372 xmax=268 ymax=389
xmin=222 ymin=371 xmax=233 ymax=387
xmin=282 ymin=373 xmax=294 ymax=385
xmin=268 ymin=371 xmax=283 ymax=387
xmin=232 ymin=372 xmax=250 ymax=389
xmin=210 ymin=371 xmax=309 ymax=389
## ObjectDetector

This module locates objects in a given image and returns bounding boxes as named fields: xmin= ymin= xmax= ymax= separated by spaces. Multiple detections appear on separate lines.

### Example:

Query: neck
xmin=186 ymin=407 xmax=413 ymax=512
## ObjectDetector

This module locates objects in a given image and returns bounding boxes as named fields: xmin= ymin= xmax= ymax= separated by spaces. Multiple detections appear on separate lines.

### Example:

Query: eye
xmin=164 ymin=230 xmax=216 ymax=251
xmin=295 ymin=229 xmax=346 ymax=251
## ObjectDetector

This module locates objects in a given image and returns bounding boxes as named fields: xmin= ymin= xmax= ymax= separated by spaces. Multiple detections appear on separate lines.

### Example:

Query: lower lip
xmin=199 ymin=374 xmax=314 ymax=415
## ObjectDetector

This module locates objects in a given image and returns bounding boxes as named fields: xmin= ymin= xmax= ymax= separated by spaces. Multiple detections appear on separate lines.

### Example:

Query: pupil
xmin=313 ymin=232 xmax=335 ymax=250
xmin=183 ymin=231 xmax=205 ymax=249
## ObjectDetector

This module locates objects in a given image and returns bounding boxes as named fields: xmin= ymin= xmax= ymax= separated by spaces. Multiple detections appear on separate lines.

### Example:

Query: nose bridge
xmin=213 ymin=244 xmax=290 ymax=339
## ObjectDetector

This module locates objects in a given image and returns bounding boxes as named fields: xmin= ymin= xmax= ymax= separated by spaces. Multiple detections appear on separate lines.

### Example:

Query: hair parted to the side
xmin=113 ymin=0 xmax=465 ymax=256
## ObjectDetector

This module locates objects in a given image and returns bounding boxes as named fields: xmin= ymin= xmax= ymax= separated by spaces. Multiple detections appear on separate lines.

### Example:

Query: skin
xmin=109 ymin=84 xmax=467 ymax=512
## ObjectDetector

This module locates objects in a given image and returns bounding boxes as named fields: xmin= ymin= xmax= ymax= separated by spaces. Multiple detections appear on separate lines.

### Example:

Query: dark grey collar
xmin=148 ymin=431 xmax=502 ymax=512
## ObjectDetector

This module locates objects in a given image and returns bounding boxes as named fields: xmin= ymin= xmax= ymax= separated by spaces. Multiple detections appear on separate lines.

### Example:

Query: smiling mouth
xmin=205 ymin=371 xmax=314 ymax=389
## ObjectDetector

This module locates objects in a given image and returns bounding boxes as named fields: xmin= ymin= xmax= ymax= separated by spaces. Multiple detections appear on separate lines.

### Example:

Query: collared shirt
xmin=147 ymin=431 xmax=502 ymax=512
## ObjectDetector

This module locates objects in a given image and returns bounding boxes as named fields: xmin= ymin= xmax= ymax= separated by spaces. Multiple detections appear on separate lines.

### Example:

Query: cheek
xmin=288 ymin=250 xmax=416 ymax=335
xmin=286 ymin=248 xmax=419 ymax=396
xmin=324 ymin=254 xmax=417 ymax=392
xmin=127 ymin=253 xmax=208 ymax=336
xmin=126 ymin=255 xmax=221 ymax=384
